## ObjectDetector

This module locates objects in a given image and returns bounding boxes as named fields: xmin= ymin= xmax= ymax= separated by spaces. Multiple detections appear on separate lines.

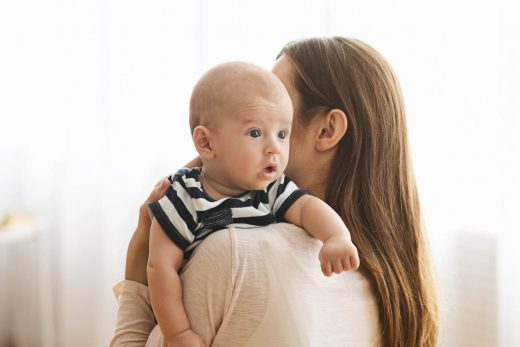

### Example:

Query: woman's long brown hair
xmin=279 ymin=37 xmax=439 ymax=347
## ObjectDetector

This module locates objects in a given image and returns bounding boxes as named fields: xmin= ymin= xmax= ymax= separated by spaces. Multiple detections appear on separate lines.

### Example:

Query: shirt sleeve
xmin=109 ymin=280 xmax=157 ymax=347
xmin=266 ymin=174 xmax=307 ymax=222
xmin=147 ymin=173 xmax=198 ymax=250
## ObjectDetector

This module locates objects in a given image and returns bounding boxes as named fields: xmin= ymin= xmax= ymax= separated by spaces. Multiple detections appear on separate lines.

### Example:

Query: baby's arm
xmin=284 ymin=195 xmax=360 ymax=276
xmin=147 ymin=218 xmax=206 ymax=346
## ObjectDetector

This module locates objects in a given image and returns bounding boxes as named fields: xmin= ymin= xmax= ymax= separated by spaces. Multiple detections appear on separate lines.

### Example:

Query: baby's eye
xmin=248 ymin=129 xmax=262 ymax=138
xmin=278 ymin=130 xmax=287 ymax=139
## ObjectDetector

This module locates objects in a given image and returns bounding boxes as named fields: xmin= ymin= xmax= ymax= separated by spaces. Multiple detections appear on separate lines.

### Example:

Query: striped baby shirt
xmin=147 ymin=167 xmax=307 ymax=259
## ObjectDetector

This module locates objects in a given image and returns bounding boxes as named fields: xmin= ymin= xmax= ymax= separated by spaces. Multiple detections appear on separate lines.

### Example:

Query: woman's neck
xmin=299 ymin=174 xmax=327 ymax=200
xmin=309 ymin=181 xmax=327 ymax=200
xmin=302 ymin=150 xmax=336 ymax=200
xmin=291 ymin=161 xmax=329 ymax=200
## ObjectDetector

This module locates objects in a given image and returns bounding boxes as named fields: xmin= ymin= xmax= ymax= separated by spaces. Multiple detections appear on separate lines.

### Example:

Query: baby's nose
xmin=265 ymin=138 xmax=281 ymax=155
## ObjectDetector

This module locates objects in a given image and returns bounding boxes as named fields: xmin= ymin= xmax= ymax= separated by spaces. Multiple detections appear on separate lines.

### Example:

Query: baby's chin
xmin=243 ymin=177 xmax=283 ymax=191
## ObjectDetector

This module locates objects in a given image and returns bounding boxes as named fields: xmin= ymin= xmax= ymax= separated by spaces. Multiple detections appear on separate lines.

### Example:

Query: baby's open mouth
xmin=263 ymin=165 xmax=276 ymax=173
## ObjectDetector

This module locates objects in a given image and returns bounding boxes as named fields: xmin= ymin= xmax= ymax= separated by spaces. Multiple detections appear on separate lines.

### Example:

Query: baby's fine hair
xmin=188 ymin=61 xmax=289 ymax=133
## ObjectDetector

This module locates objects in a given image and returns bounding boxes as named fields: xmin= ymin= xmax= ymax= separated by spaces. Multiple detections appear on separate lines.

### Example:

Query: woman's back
xmin=151 ymin=222 xmax=379 ymax=346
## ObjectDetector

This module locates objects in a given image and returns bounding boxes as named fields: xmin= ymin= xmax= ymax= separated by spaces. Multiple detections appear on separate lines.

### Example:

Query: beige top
xmin=110 ymin=223 xmax=379 ymax=347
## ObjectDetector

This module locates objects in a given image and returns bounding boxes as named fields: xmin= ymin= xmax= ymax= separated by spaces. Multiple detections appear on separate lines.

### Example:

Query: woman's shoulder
xmin=224 ymin=223 xmax=379 ymax=345
xmin=180 ymin=223 xmax=378 ymax=345
xmin=231 ymin=223 xmax=375 ymax=295
xmin=183 ymin=222 xmax=376 ymax=296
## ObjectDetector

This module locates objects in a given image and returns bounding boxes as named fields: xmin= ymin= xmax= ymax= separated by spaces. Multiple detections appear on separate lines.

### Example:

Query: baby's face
xmin=210 ymin=94 xmax=293 ymax=191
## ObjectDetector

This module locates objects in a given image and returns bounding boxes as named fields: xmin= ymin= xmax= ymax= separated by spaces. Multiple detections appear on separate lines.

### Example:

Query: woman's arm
xmin=126 ymin=178 xmax=171 ymax=285
xmin=110 ymin=178 xmax=170 ymax=347
xmin=111 ymin=157 xmax=206 ymax=347
xmin=109 ymin=281 xmax=157 ymax=347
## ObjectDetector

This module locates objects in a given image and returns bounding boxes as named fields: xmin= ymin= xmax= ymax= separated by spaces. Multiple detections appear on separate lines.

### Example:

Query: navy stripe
xmin=186 ymin=186 xmax=214 ymax=200
xmin=251 ymin=190 xmax=268 ymax=207
xmin=184 ymin=248 xmax=195 ymax=260
xmin=266 ymin=179 xmax=278 ymax=193
xmin=196 ymin=198 xmax=255 ymax=221
xmin=275 ymin=176 xmax=292 ymax=199
xmin=148 ymin=201 xmax=190 ymax=250
xmin=157 ymin=168 xmax=306 ymax=260
xmin=165 ymin=186 xmax=198 ymax=232
xmin=203 ymin=208 xmax=233 ymax=230
xmin=275 ymin=189 xmax=308 ymax=222
xmin=176 ymin=175 xmax=216 ymax=202
xmin=193 ymin=228 xmax=225 ymax=241
xmin=171 ymin=167 xmax=199 ymax=182
xmin=234 ymin=214 xmax=275 ymax=225
xmin=184 ymin=167 xmax=202 ymax=180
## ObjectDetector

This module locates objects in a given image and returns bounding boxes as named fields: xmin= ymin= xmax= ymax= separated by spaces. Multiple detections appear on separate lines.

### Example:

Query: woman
xmin=111 ymin=37 xmax=439 ymax=347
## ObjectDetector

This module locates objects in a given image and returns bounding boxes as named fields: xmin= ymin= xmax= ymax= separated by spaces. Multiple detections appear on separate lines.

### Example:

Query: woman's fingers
xmin=137 ymin=178 xmax=169 ymax=231
xmin=154 ymin=177 xmax=167 ymax=189
xmin=126 ymin=177 xmax=172 ymax=285
xmin=148 ymin=178 xmax=170 ymax=203
xmin=184 ymin=156 xmax=202 ymax=168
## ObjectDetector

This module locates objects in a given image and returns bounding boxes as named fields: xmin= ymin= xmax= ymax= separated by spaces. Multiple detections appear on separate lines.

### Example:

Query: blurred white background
xmin=0 ymin=0 xmax=518 ymax=346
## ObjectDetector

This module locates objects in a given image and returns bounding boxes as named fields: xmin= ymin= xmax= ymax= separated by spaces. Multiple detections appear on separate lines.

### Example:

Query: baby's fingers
xmin=321 ymin=260 xmax=332 ymax=277
xmin=350 ymin=253 xmax=360 ymax=270
xmin=332 ymin=260 xmax=344 ymax=274
xmin=341 ymin=257 xmax=352 ymax=271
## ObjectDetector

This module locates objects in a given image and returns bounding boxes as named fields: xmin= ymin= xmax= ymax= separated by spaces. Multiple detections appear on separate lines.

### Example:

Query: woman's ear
xmin=314 ymin=109 xmax=348 ymax=152
xmin=192 ymin=126 xmax=215 ymax=159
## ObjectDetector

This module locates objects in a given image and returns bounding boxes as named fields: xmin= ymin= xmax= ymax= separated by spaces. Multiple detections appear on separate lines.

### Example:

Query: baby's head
xmin=189 ymin=62 xmax=293 ymax=192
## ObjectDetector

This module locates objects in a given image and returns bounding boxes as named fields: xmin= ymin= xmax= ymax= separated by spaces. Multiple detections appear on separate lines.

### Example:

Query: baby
xmin=147 ymin=62 xmax=360 ymax=346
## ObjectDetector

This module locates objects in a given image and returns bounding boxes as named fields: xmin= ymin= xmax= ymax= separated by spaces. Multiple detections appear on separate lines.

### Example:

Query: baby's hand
xmin=319 ymin=235 xmax=360 ymax=277
xmin=166 ymin=329 xmax=207 ymax=347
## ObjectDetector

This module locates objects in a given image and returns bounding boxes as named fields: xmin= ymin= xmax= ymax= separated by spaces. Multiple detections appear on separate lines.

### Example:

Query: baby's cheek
xmin=279 ymin=156 xmax=289 ymax=173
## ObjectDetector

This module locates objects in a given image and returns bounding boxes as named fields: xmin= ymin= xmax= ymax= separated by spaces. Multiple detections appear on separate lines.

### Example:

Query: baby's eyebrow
xmin=241 ymin=119 xmax=259 ymax=124
xmin=240 ymin=118 xmax=292 ymax=127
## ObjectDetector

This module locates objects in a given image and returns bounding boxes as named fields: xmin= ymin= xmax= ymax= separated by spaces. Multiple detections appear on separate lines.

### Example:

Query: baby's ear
xmin=192 ymin=126 xmax=215 ymax=159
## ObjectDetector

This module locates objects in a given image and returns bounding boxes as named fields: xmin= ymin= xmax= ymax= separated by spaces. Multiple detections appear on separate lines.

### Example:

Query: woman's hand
xmin=183 ymin=156 xmax=203 ymax=169
xmin=125 ymin=177 xmax=170 ymax=285
xmin=137 ymin=178 xmax=170 ymax=239
xmin=166 ymin=329 xmax=207 ymax=347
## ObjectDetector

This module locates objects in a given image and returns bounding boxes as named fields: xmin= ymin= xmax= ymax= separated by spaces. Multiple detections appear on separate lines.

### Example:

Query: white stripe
xmin=172 ymin=180 xmax=199 ymax=223
xmin=228 ymin=223 xmax=263 ymax=229
xmin=267 ymin=176 xmax=282 ymax=209
xmin=184 ymin=176 xmax=202 ymax=189
xmin=191 ymin=196 xmax=227 ymax=212
xmin=158 ymin=197 xmax=195 ymax=243
xmin=185 ymin=240 xmax=201 ymax=252
xmin=195 ymin=228 xmax=214 ymax=239
xmin=272 ymin=180 xmax=298 ymax=215
xmin=230 ymin=204 xmax=270 ymax=218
